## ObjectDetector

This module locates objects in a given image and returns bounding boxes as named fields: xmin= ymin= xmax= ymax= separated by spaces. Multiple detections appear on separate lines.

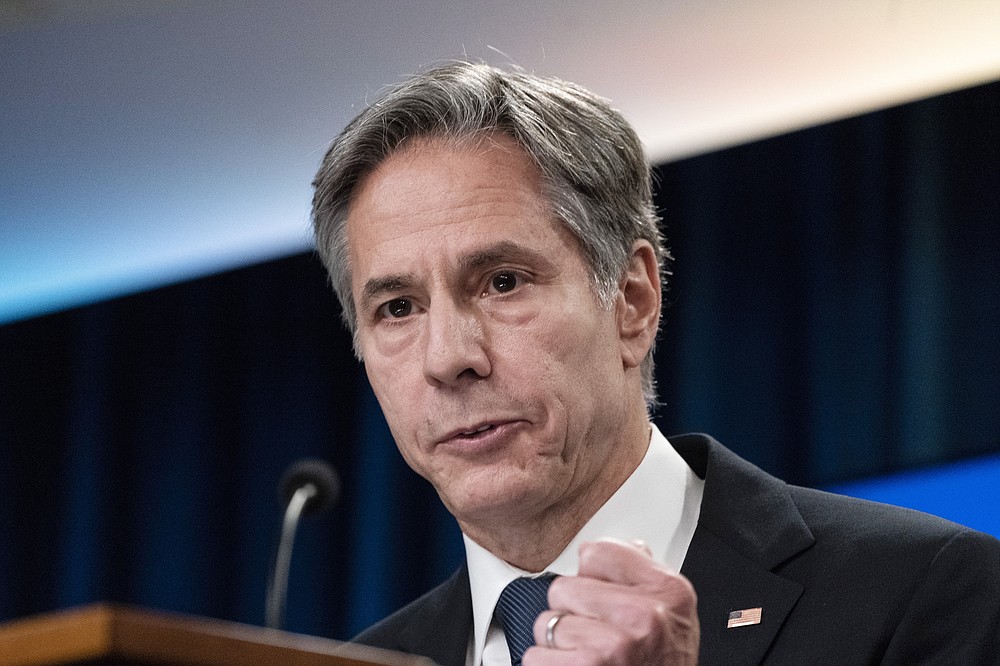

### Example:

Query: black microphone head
xmin=279 ymin=458 xmax=340 ymax=516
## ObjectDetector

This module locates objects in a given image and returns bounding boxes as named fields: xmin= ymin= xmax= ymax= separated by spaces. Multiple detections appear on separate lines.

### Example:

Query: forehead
xmin=352 ymin=134 xmax=548 ymax=225
xmin=344 ymin=135 xmax=581 ymax=282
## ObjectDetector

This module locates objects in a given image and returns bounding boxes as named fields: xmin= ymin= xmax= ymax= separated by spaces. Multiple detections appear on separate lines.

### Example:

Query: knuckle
xmin=634 ymin=602 xmax=667 ymax=636
xmin=652 ymin=571 xmax=697 ymax=607
xmin=546 ymin=576 xmax=569 ymax=606
xmin=521 ymin=646 xmax=541 ymax=666
xmin=597 ymin=632 xmax=631 ymax=665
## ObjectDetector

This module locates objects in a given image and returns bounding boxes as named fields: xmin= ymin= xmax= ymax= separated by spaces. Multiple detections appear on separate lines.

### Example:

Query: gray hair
xmin=312 ymin=61 xmax=668 ymax=407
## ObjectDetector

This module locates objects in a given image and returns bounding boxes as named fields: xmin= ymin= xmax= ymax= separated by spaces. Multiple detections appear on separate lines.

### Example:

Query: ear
xmin=616 ymin=240 xmax=661 ymax=369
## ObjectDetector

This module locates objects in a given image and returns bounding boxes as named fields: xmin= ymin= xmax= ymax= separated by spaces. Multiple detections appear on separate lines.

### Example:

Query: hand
xmin=525 ymin=539 xmax=699 ymax=665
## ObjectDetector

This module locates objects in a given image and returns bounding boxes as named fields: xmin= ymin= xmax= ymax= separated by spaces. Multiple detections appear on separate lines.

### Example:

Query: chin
xmin=441 ymin=473 xmax=548 ymax=524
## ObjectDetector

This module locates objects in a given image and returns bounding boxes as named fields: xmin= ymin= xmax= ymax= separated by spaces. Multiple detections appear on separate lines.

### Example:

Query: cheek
xmin=364 ymin=358 xmax=393 ymax=404
xmin=365 ymin=358 xmax=418 ymax=438
xmin=359 ymin=317 xmax=422 ymax=366
xmin=522 ymin=305 xmax=617 ymax=377
xmin=493 ymin=306 xmax=616 ymax=423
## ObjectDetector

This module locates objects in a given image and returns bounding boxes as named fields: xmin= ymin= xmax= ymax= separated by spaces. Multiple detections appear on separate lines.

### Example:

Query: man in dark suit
xmin=311 ymin=62 xmax=1000 ymax=665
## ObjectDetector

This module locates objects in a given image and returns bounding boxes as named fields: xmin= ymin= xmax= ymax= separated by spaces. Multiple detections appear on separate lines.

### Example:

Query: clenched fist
xmin=526 ymin=540 xmax=699 ymax=665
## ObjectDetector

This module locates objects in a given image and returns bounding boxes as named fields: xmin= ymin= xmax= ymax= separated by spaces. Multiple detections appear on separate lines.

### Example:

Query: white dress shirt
xmin=463 ymin=425 xmax=705 ymax=666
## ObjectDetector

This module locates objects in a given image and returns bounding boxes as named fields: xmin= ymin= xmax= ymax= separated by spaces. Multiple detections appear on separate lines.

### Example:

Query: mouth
xmin=441 ymin=422 xmax=496 ymax=442
xmin=460 ymin=424 xmax=494 ymax=436
xmin=437 ymin=420 xmax=520 ymax=446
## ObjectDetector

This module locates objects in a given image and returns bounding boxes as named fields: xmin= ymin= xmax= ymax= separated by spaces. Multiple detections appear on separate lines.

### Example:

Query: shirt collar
xmin=463 ymin=424 xmax=703 ymax=666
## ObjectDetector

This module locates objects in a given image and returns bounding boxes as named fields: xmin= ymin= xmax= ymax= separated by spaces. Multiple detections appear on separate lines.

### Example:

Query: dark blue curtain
xmin=651 ymin=79 xmax=1000 ymax=485
xmin=2 ymin=79 xmax=998 ymax=639
xmin=0 ymin=256 xmax=462 ymax=637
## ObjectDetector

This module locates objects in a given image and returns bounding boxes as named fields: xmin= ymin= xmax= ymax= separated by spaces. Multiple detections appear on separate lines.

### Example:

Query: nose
xmin=422 ymin=300 xmax=491 ymax=386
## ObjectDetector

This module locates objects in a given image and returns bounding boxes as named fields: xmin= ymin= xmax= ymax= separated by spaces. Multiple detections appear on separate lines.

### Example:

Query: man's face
xmin=345 ymin=136 xmax=639 ymax=533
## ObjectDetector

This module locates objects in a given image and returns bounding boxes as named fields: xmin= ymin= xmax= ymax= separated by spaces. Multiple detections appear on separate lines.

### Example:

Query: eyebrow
xmin=360 ymin=274 xmax=415 ymax=313
xmin=458 ymin=240 xmax=552 ymax=274
xmin=358 ymin=240 xmax=556 ymax=311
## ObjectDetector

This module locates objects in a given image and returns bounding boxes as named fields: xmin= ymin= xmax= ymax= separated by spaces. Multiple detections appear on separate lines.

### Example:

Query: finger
xmin=584 ymin=536 xmax=654 ymax=560
xmin=533 ymin=610 xmax=619 ymax=650
xmin=529 ymin=608 xmax=697 ymax=666
xmin=630 ymin=539 xmax=653 ymax=557
xmin=522 ymin=646 xmax=592 ymax=666
xmin=548 ymin=575 xmax=695 ymax=630
xmin=577 ymin=539 xmax=680 ymax=586
xmin=551 ymin=566 xmax=695 ymax=607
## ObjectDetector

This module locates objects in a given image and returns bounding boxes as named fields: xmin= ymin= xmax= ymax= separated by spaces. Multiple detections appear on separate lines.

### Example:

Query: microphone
xmin=265 ymin=458 xmax=340 ymax=630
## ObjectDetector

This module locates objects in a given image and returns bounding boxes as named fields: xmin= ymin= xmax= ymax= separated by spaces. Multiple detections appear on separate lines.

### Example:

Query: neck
xmin=459 ymin=414 xmax=651 ymax=572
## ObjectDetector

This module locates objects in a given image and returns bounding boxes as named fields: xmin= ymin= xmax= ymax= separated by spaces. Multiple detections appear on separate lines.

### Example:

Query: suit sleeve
xmin=881 ymin=528 xmax=1000 ymax=665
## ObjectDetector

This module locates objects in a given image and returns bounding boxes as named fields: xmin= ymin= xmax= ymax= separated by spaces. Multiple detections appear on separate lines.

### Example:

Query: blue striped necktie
xmin=494 ymin=574 xmax=556 ymax=666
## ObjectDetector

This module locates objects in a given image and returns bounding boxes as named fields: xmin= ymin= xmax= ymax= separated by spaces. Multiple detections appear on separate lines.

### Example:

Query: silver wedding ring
xmin=545 ymin=611 xmax=567 ymax=649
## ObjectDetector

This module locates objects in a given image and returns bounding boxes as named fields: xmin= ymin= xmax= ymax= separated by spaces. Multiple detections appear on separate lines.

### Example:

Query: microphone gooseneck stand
xmin=265 ymin=459 xmax=339 ymax=631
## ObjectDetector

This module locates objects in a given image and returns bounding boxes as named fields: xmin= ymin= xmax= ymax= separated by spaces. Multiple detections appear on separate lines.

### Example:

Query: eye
xmin=379 ymin=298 xmax=412 ymax=319
xmin=488 ymin=271 xmax=519 ymax=294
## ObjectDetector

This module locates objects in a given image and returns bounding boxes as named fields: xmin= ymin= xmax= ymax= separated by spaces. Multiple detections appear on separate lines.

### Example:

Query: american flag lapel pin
xmin=727 ymin=607 xmax=763 ymax=629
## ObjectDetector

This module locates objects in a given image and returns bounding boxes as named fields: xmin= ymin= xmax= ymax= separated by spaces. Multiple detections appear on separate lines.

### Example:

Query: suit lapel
xmin=674 ymin=434 xmax=815 ymax=666
xmin=399 ymin=565 xmax=473 ymax=666
xmin=682 ymin=526 xmax=804 ymax=665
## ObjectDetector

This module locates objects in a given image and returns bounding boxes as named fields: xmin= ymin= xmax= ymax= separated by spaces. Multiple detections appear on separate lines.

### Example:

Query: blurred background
xmin=2 ymin=0 xmax=998 ymax=642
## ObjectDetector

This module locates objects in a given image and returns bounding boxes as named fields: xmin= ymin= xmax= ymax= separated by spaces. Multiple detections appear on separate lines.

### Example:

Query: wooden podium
xmin=0 ymin=604 xmax=436 ymax=666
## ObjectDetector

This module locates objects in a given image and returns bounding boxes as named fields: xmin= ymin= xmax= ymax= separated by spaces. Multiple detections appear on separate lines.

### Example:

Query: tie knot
xmin=494 ymin=574 xmax=556 ymax=666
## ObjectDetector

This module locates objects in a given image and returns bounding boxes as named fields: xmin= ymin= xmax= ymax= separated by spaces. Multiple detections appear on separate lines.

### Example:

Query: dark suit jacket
xmin=354 ymin=434 xmax=1000 ymax=665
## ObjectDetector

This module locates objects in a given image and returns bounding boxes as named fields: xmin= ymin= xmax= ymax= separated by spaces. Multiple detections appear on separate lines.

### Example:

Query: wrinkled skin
xmin=528 ymin=541 xmax=699 ymax=665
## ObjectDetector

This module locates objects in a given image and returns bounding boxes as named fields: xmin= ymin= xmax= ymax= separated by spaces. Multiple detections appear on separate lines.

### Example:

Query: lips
xmin=436 ymin=420 xmax=521 ymax=446
xmin=440 ymin=422 xmax=496 ymax=442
